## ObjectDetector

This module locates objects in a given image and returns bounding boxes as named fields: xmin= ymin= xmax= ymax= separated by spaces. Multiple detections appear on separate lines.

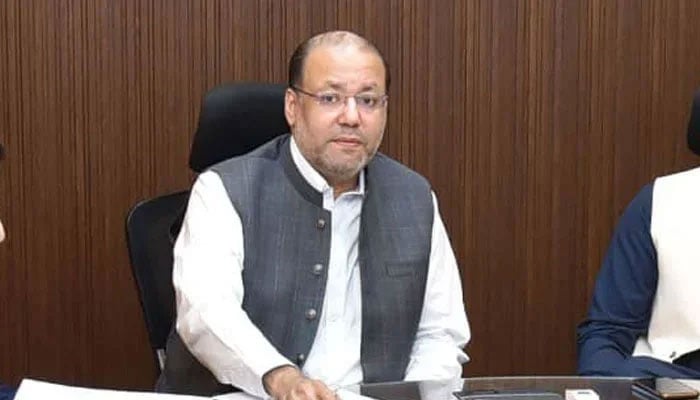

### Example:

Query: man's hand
xmin=263 ymin=365 xmax=337 ymax=400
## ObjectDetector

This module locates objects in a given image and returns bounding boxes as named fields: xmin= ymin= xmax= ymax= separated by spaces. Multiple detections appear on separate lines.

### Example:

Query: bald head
xmin=288 ymin=31 xmax=390 ymax=91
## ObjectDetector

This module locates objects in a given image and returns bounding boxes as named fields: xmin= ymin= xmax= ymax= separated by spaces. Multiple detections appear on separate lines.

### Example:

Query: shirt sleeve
xmin=404 ymin=192 xmax=471 ymax=381
xmin=576 ymin=183 xmax=658 ymax=376
xmin=173 ymin=171 xmax=293 ymax=397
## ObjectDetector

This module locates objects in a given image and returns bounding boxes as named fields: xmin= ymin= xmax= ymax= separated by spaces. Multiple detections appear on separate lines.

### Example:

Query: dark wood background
xmin=1 ymin=0 xmax=700 ymax=390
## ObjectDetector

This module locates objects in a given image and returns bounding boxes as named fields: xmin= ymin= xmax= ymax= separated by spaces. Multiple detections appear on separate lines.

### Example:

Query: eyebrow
xmin=324 ymin=81 xmax=380 ymax=93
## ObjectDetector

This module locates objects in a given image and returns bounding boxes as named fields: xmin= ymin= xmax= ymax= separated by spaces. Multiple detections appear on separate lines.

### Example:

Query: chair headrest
xmin=687 ymin=89 xmax=700 ymax=156
xmin=189 ymin=82 xmax=290 ymax=172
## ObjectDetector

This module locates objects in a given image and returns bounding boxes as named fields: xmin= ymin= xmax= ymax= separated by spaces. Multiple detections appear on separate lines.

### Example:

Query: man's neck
xmin=329 ymin=176 xmax=359 ymax=199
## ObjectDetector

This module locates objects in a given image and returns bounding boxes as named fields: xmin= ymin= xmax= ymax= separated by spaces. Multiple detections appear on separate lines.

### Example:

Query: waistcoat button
xmin=312 ymin=264 xmax=324 ymax=275
xmin=305 ymin=308 xmax=317 ymax=320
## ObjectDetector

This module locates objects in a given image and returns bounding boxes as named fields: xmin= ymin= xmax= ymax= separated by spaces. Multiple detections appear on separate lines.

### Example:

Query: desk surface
xmin=359 ymin=376 xmax=640 ymax=400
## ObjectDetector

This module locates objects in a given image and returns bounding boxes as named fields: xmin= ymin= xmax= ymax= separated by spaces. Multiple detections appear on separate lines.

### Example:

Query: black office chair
xmin=126 ymin=190 xmax=189 ymax=371
xmin=126 ymin=82 xmax=290 ymax=372
xmin=189 ymin=82 xmax=290 ymax=172
xmin=686 ymin=89 xmax=700 ymax=156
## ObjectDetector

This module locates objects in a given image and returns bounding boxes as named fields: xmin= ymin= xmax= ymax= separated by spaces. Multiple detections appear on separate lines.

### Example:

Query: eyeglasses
xmin=291 ymin=86 xmax=388 ymax=112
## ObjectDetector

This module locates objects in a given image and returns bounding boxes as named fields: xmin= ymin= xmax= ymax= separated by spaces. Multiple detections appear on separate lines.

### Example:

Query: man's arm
xmin=404 ymin=192 xmax=471 ymax=381
xmin=577 ymin=183 xmax=658 ymax=376
xmin=175 ymin=172 xmax=336 ymax=398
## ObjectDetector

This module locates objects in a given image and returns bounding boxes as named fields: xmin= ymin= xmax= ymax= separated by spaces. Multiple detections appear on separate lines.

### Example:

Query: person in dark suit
xmin=578 ymin=91 xmax=700 ymax=378
xmin=578 ymin=172 xmax=700 ymax=378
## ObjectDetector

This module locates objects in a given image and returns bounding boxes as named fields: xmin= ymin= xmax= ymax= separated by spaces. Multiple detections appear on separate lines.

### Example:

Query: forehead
xmin=302 ymin=44 xmax=386 ymax=92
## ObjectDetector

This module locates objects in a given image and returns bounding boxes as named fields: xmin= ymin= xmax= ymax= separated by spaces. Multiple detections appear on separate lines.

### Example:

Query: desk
xmin=359 ymin=377 xmax=638 ymax=400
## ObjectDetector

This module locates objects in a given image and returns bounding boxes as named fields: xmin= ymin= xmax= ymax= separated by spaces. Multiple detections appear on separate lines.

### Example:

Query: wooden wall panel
xmin=1 ymin=0 xmax=699 ymax=389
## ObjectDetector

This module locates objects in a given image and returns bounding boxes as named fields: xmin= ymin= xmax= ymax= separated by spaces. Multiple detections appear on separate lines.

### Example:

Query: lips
xmin=331 ymin=136 xmax=364 ymax=146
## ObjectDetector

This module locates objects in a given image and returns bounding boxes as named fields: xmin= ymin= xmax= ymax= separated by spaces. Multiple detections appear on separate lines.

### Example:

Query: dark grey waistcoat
xmin=157 ymin=135 xmax=434 ymax=395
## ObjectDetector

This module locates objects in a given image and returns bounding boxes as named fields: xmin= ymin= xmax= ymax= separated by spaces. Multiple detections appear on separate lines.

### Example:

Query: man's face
xmin=284 ymin=44 xmax=387 ymax=184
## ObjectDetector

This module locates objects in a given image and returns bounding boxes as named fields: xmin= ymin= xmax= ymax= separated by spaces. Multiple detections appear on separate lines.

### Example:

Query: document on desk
xmin=214 ymin=388 xmax=376 ymax=400
xmin=15 ymin=379 xmax=379 ymax=400
xmin=15 ymin=379 xmax=207 ymax=400
xmin=678 ymin=379 xmax=700 ymax=392
xmin=213 ymin=389 xmax=375 ymax=400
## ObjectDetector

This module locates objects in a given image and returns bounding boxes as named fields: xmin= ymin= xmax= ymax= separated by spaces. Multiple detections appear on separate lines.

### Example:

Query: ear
xmin=284 ymin=88 xmax=297 ymax=128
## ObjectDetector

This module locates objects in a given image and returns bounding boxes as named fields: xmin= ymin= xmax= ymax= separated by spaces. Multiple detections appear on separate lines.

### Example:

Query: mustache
xmin=332 ymin=130 xmax=365 ymax=140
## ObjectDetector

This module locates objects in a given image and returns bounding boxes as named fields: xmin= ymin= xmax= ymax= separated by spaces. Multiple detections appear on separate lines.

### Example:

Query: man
xmin=577 ymin=169 xmax=700 ymax=378
xmin=157 ymin=31 xmax=470 ymax=398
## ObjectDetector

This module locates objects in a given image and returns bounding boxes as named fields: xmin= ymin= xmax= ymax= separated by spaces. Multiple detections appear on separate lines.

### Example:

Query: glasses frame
xmin=290 ymin=86 xmax=388 ymax=111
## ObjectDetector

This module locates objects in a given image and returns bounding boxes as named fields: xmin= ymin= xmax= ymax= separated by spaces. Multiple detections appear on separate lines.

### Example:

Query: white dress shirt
xmin=173 ymin=137 xmax=470 ymax=397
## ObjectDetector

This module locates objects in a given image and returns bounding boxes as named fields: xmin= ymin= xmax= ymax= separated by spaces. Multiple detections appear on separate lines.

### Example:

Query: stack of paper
xmin=14 ymin=379 xmax=255 ymax=400
xmin=14 ymin=379 xmax=376 ymax=400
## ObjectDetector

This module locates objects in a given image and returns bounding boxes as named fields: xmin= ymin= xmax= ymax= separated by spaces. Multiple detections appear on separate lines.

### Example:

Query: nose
xmin=338 ymin=97 xmax=360 ymax=126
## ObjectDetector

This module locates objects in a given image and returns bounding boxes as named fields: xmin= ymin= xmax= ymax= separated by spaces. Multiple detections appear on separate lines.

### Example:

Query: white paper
xmin=678 ymin=379 xmax=700 ymax=392
xmin=14 ymin=379 xmax=379 ymax=400
xmin=14 ymin=379 xmax=207 ymax=400
xmin=212 ymin=392 xmax=260 ymax=400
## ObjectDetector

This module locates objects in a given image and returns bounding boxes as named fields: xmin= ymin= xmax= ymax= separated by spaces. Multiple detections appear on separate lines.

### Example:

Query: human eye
xmin=317 ymin=93 xmax=341 ymax=105
xmin=356 ymin=94 xmax=379 ymax=108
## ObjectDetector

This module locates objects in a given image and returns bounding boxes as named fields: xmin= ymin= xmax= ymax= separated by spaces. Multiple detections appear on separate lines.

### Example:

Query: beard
xmin=301 ymin=132 xmax=382 ymax=185
xmin=313 ymin=146 xmax=372 ymax=183
xmin=294 ymin=123 xmax=385 ymax=186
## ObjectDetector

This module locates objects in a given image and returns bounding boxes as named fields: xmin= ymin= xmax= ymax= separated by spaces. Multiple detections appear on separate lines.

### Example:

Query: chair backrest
xmin=126 ymin=82 xmax=289 ymax=372
xmin=687 ymin=89 xmax=700 ymax=156
xmin=189 ymin=82 xmax=290 ymax=172
xmin=126 ymin=190 xmax=189 ymax=371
